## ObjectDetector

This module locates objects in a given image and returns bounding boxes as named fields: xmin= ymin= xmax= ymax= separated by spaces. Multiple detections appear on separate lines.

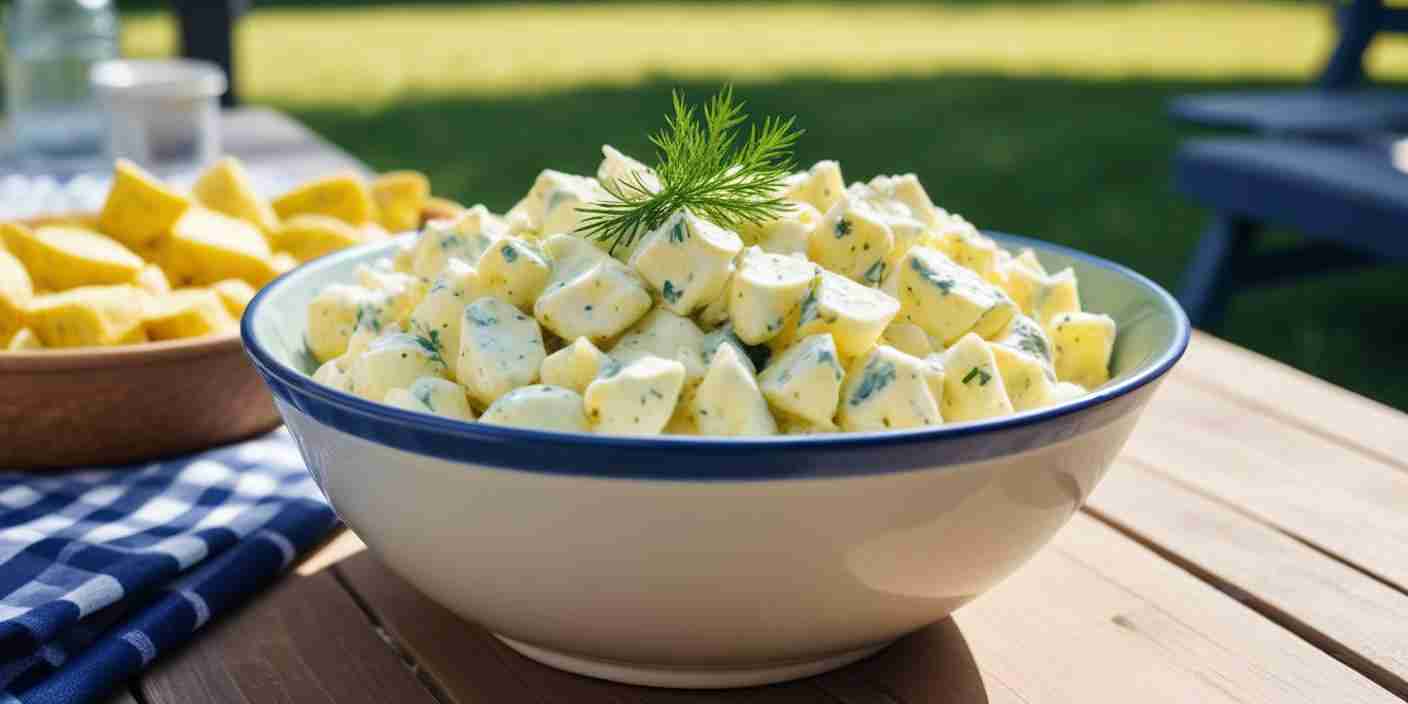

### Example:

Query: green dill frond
xmin=575 ymin=86 xmax=804 ymax=253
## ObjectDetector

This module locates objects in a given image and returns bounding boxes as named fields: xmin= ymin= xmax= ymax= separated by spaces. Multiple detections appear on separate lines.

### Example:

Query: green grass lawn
xmin=121 ymin=3 xmax=1408 ymax=409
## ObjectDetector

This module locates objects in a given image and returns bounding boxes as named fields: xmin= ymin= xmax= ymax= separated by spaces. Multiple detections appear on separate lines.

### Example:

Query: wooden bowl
xmin=1 ymin=201 xmax=465 ymax=471
xmin=1 ymin=212 xmax=277 ymax=470
xmin=0 ymin=332 xmax=279 ymax=470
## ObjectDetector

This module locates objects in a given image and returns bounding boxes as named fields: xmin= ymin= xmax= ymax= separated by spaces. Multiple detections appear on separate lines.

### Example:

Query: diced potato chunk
xmin=609 ymin=307 xmax=708 ymax=385
xmin=357 ymin=266 xmax=427 ymax=324
xmin=534 ymin=249 xmax=652 ymax=344
xmin=313 ymin=359 xmax=353 ymax=392
xmin=700 ymin=323 xmax=771 ymax=374
xmin=584 ymin=356 xmax=686 ymax=435
xmin=884 ymin=246 xmax=1013 ymax=346
xmin=864 ymin=173 xmax=942 ymax=227
xmin=384 ymin=377 xmax=475 ymax=420
xmin=1015 ymin=248 xmax=1046 ymax=275
xmin=811 ymin=195 xmax=894 ymax=285
xmin=921 ymin=353 xmax=946 ymax=409
xmin=935 ymin=225 xmax=1003 ymax=281
xmin=7 ymin=327 xmax=42 ymax=351
xmin=423 ymin=197 xmax=467 ymax=223
xmin=630 ymin=210 xmax=742 ymax=315
xmin=758 ymin=333 xmax=845 ymax=428
xmin=1049 ymin=311 xmax=1116 ymax=389
xmin=788 ymin=270 xmax=898 ymax=359
xmin=691 ymin=344 xmax=777 ymax=436
xmin=372 ymin=171 xmax=431 ymax=233
xmin=989 ymin=342 xmax=1055 ymax=412
xmin=406 ymin=260 xmax=478 ymax=377
xmin=143 ymin=288 xmax=237 ymax=340
xmin=508 ymin=169 xmax=605 ymax=237
xmin=1044 ymin=381 xmax=1090 ymax=407
xmin=272 ymin=171 xmax=376 ymax=225
xmin=995 ymin=252 xmax=1045 ymax=316
xmin=737 ymin=202 xmax=820 ymax=256
xmin=2 ymin=224 xmax=144 ymax=291
xmin=540 ymin=337 xmax=611 ymax=394
xmin=192 ymin=156 xmax=279 ymax=234
xmin=482 ymin=385 xmax=589 ymax=432
xmin=134 ymin=265 xmax=171 ymax=296
xmin=1033 ymin=268 xmax=1081 ymax=326
xmin=158 ymin=208 xmax=277 ymax=287
xmin=730 ymin=246 xmax=819 ymax=345
xmin=27 ymin=285 xmax=148 ymax=348
xmin=272 ymin=215 xmax=363 ymax=263
xmin=457 ymin=296 xmax=546 ymax=406
xmin=994 ymin=314 xmax=1054 ymax=371
xmin=783 ymin=160 xmax=845 ymax=213
xmin=306 ymin=283 xmax=388 ymax=363
xmin=211 ymin=279 xmax=257 ymax=318
xmin=837 ymin=345 xmax=941 ymax=431
xmin=411 ymin=206 xmax=503 ymax=279
xmin=349 ymin=332 xmax=450 ymax=402
xmin=942 ymin=333 xmax=1014 ymax=422
xmin=270 ymin=252 xmax=299 ymax=276
xmin=881 ymin=321 xmax=932 ymax=358
xmin=0 ymin=246 xmax=34 ymax=344
xmin=476 ymin=237 xmax=551 ymax=311
xmin=97 ymin=159 xmax=191 ymax=248
xmin=597 ymin=145 xmax=659 ymax=194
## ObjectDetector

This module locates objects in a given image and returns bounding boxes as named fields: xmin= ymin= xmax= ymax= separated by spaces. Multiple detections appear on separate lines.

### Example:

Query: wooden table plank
xmin=1087 ymin=459 xmax=1408 ymax=697
xmin=139 ymin=567 xmax=441 ymax=704
xmin=220 ymin=107 xmax=373 ymax=186
xmin=956 ymin=514 xmax=1395 ymax=704
xmin=1178 ymin=332 xmax=1408 ymax=475
xmin=325 ymin=512 xmax=1398 ymax=704
xmin=102 ymin=687 xmax=141 ymax=704
xmin=1125 ymin=378 xmax=1408 ymax=591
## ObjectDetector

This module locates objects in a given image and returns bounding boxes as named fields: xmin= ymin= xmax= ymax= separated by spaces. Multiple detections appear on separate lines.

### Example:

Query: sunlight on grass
xmin=123 ymin=2 xmax=1408 ymax=107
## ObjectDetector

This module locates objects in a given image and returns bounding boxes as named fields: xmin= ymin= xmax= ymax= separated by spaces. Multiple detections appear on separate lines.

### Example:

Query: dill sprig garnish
xmin=575 ymin=86 xmax=804 ymax=253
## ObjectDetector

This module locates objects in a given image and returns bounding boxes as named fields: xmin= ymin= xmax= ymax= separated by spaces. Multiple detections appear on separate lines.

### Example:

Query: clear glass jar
xmin=4 ymin=0 xmax=119 ymax=162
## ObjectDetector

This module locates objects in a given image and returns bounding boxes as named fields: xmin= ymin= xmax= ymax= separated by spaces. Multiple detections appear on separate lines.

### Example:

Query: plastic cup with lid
xmin=90 ymin=58 xmax=227 ymax=170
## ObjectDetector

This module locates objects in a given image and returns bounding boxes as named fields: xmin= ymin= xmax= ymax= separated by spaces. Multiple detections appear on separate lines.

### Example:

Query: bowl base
xmin=493 ymin=635 xmax=892 ymax=689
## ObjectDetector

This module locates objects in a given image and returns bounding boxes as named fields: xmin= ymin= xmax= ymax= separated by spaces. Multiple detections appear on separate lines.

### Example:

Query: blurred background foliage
xmin=8 ymin=0 xmax=1408 ymax=408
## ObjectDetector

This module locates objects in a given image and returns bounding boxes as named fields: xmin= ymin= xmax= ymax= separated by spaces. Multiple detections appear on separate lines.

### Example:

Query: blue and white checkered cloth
xmin=0 ymin=430 xmax=336 ymax=704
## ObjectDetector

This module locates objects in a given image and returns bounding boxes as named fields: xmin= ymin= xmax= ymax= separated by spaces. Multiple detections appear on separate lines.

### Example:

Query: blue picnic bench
xmin=1172 ymin=0 xmax=1408 ymax=328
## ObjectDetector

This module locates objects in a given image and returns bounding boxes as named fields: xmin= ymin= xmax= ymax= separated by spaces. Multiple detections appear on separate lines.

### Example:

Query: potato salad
xmin=303 ymin=149 xmax=1118 ymax=437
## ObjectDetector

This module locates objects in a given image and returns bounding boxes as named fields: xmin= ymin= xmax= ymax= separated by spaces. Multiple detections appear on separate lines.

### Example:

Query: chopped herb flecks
xmin=834 ymin=218 xmax=853 ymax=238
xmin=962 ymin=367 xmax=993 ymax=386
xmin=850 ymin=359 xmax=896 ymax=405
xmin=500 ymin=244 xmax=518 ymax=262
xmin=910 ymin=256 xmax=955 ymax=295
xmin=669 ymin=220 xmax=689 ymax=243
xmin=465 ymin=307 xmax=499 ymax=328
xmin=355 ymin=304 xmax=383 ymax=332
xmin=661 ymin=280 xmax=683 ymax=304
xmin=412 ymin=325 xmax=449 ymax=368
xmin=863 ymin=260 xmax=886 ymax=285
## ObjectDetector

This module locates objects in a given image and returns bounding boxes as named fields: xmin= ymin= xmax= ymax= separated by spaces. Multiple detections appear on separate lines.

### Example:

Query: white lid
xmin=91 ymin=59 xmax=227 ymax=101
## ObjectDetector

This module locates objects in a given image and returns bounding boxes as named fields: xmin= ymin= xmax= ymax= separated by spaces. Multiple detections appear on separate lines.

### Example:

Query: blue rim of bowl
xmin=241 ymin=232 xmax=1191 ymax=481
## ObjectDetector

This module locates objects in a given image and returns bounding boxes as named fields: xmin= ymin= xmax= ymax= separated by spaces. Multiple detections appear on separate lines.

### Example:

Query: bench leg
xmin=1179 ymin=216 xmax=1258 ymax=330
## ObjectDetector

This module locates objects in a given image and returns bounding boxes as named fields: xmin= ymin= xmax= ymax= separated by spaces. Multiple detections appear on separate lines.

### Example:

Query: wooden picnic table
xmin=107 ymin=109 xmax=1408 ymax=704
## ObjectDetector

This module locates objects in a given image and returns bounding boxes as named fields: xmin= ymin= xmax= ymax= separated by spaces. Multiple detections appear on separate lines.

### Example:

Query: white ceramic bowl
xmin=242 ymin=233 xmax=1189 ymax=688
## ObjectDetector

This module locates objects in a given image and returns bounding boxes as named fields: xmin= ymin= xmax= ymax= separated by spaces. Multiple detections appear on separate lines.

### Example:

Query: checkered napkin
xmin=0 ymin=430 xmax=336 ymax=704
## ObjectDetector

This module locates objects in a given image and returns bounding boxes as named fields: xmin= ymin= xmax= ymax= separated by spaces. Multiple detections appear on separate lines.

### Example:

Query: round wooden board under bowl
xmin=1 ymin=212 xmax=279 ymax=471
